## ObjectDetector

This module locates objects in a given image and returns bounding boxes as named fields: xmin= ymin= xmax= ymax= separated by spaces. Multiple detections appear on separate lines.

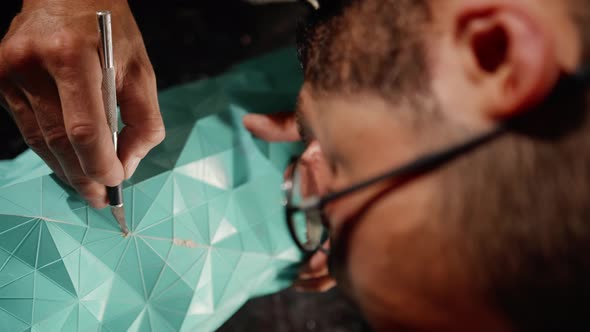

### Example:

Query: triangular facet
xmin=34 ymin=272 xmax=75 ymax=301
xmin=37 ymin=222 xmax=64 ymax=268
xmin=45 ymin=222 xmax=82 ymax=260
xmin=136 ymin=218 xmax=173 ymax=239
xmin=78 ymin=303 xmax=101 ymax=332
xmin=39 ymin=259 xmax=77 ymax=297
xmin=0 ymin=298 xmax=33 ymax=324
xmin=0 ymin=304 xmax=29 ymax=331
xmin=61 ymin=303 xmax=79 ymax=332
xmin=53 ymin=223 xmax=87 ymax=244
xmin=0 ymin=255 xmax=34 ymax=287
xmin=171 ymin=171 xmax=207 ymax=209
xmin=146 ymin=307 xmax=177 ymax=332
xmin=87 ymin=207 xmax=119 ymax=232
xmin=136 ymin=238 xmax=166 ymax=297
xmin=33 ymin=299 xmax=75 ymax=326
xmin=0 ymin=177 xmax=42 ymax=215
xmin=115 ymin=240 xmax=146 ymax=300
xmin=14 ymin=220 xmax=41 ymax=268
xmin=139 ymin=238 xmax=172 ymax=261
xmin=78 ymin=248 xmax=115 ymax=298
xmin=0 ymin=215 xmax=34 ymax=235
xmin=173 ymin=212 xmax=208 ymax=247
xmin=0 ymin=272 xmax=34 ymax=298
xmin=0 ymin=220 xmax=36 ymax=255
xmin=31 ymin=303 xmax=75 ymax=332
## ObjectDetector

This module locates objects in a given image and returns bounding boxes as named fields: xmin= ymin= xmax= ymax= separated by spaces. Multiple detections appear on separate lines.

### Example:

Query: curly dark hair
xmin=296 ymin=0 xmax=431 ymax=102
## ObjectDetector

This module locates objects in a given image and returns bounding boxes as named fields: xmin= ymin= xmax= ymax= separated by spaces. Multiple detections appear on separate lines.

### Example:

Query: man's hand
xmin=243 ymin=111 xmax=300 ymax=142
xmin=244 ymin=112 xmax=336 ymax=292
xmin=293 ymin=241 xmax=336 ymax=292
xmin=0 ymin=1 xmax=164 ymax=208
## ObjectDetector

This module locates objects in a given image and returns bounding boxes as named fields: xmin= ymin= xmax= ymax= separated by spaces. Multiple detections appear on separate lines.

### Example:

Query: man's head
xmin=294 ymin=0 xmax=590 ymax=331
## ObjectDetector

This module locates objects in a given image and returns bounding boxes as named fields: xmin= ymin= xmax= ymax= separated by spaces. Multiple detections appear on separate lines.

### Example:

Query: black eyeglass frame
xmin=283 ymin=126 xmax=506 ymax=254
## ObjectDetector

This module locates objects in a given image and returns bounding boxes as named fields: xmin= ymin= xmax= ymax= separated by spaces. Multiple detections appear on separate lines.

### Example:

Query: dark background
xmin=0 ymin=1 xmax=371 ymax=331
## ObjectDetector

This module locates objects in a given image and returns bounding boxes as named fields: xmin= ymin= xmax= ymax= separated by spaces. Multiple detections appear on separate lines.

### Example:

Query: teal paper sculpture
xmin=0 ymin=48 xmax=303 ymax=332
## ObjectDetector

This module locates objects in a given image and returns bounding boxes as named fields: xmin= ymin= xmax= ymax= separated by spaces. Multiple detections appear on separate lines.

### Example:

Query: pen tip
xmin=111 ymin=206 xmax=129 ymax=236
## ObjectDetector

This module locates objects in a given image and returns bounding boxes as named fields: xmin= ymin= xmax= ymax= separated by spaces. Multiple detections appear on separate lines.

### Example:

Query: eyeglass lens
xmin=290 ymin=160 xmax=327 ymax=251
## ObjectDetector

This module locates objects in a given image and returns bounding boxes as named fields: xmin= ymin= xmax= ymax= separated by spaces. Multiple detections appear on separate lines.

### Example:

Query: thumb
xmin=117 ymin=64 xmax=165 ymax=180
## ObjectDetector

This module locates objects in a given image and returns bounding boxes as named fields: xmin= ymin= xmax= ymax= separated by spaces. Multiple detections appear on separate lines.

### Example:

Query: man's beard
xmin=438 ymin=85 xmax=590 ymax=331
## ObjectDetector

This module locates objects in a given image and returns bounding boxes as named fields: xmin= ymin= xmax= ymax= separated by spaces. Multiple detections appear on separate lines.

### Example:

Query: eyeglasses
xmin=282 ymin=65 xmax=590 ymax=255
xmin=283 ymin=126 xmax=506 ymax=254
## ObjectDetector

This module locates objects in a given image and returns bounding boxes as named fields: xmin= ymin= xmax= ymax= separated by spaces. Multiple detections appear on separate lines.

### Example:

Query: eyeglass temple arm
xmin=319 ymin=126 xmax=507 ymax=206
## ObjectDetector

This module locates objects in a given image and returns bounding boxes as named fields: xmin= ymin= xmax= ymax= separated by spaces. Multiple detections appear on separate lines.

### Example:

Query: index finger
xmin=48 ymin=43 xmax=124 ymax=187
xmin=243 ymin=112 xmax=301 ymax=142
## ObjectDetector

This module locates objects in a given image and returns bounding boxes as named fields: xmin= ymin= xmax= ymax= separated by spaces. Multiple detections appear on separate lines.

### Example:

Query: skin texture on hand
xmin=0 ymin=0 xmax=165 ymax=208
xmin=244 ymin=112 xmax=336 ymax=292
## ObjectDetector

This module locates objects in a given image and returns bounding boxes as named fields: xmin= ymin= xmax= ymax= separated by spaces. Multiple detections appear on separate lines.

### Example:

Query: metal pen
xmin=97 ymin=11 xmax=129 ymax=236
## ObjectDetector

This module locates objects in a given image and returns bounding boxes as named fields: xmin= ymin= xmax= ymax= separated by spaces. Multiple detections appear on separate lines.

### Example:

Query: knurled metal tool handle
xmin=97 ymin=11 xmax=123 ymax=207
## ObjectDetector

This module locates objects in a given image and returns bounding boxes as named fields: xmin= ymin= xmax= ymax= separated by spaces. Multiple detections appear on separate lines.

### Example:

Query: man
xmin=246 ymin=0 xmax=590 ymax=330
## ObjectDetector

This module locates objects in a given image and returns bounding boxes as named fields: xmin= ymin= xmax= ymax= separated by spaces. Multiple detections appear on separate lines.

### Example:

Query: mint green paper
xmin=0 ymin=48 xmax=303 ymax=332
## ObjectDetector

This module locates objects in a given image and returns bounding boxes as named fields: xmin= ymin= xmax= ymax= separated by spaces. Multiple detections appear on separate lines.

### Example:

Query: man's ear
xmin=455 ymin=2 xmax=561 ymax=119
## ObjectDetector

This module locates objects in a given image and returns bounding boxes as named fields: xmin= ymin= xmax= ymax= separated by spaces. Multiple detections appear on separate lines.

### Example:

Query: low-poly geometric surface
xmin=0 ymin=48 xmax=304 ymax=332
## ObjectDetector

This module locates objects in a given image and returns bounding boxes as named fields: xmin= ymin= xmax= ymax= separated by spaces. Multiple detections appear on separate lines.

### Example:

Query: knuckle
xmin=68 ymin=176 xmax=91 ymax=189
xmin=144 ymin=125 xmax=166 ymax=146
xmin=67 ymin=123 xmax=98 ymax=148
xmin=45 ymin=31 xmax=88 ymax=68
xmin=24 ymin=133 xmax=47 ymax=151
xmin=45 ymin=127 xmax=71 ymax=151
xmin=69 ymin=177 xmax=100 ymax=195
xmin=69 ymin=178 xmax=102 ymax=199
xmin=143 ymin=123 xmax=166 ymax=147
xmin=126 ymin=59 xmax=156 ymax=84
xmin=0 ymin=37 xmax=36 ymax=71
xmin=6 ymin=98 xmax=28 ymax=118
xmin=138 ymin=60 xmax=156 ymax=81
xmin=84 ymin=161 xmax=115 ymax=181
xmin=144 ymin=64 xmax=156 ymax=82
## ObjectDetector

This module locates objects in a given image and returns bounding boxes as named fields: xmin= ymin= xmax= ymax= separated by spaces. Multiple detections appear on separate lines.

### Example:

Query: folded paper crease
xmin=0 ymin=48 xmax=303 ymax=332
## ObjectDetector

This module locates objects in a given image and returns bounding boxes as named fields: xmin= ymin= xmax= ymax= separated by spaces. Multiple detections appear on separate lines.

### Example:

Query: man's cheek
xmin=313 ymin=149 xmax=333 ymax=195
xmin=327 ymin=214 xmax=357 ymax=292
xmin=328 ymin=232 xmax=348 ymax=287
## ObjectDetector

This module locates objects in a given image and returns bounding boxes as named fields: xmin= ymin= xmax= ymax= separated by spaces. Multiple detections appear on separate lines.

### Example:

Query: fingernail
xmin=125 ymin=158 xmax=140 ymax=179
